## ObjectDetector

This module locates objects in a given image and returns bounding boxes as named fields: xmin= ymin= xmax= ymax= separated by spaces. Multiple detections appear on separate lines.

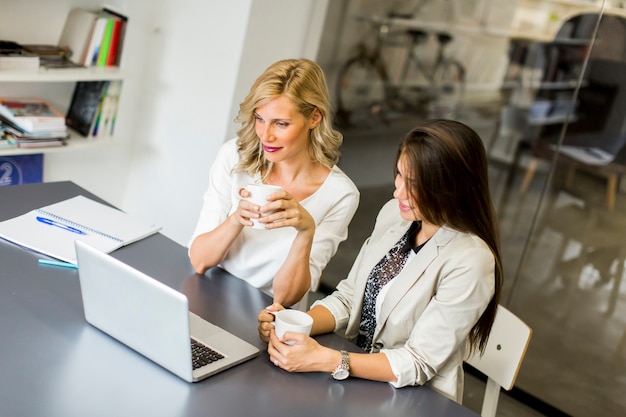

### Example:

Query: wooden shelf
xmin=0 ymin=66 xmax=125 ymax=82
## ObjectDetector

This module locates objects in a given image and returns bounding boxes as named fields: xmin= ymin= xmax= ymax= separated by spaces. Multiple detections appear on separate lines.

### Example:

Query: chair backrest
xmin=465 ymin=305 xmax=533 ymax=417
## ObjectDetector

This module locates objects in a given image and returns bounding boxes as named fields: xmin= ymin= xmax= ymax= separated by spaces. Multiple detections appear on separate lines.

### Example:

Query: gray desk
xmin=0 ymin=181 xmax=478 ymax=417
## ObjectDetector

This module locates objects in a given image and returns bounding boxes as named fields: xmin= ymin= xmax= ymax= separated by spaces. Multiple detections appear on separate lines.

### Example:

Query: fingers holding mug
xmin=268 ymin=309 xmax=313 ymax=346
xmin=236 ymin=183 xmax=283 ymax=229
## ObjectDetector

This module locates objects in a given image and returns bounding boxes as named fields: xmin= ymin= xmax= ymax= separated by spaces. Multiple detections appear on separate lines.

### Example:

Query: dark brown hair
xmin=396 ymin=119 xmax=503 ymax=355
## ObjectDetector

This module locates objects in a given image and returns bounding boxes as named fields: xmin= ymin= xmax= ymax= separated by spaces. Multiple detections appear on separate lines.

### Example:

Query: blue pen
xmin=38 ymin=259 xmax=79 ymax=269
xmin=36 ymin=216 xmax=86 ymax=235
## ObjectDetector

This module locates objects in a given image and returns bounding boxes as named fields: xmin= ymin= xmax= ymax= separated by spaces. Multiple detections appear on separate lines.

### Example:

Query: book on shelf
xmin=21 ymin=44 xmax=68 ymax=58
xmin=40 ymin=57 xmax=85 ymax=70
xmin=106 ymin=16 xmax=124 ymax=65
xmin=0 ymin=119 xmax=68 ymax=140
xmin=21 ymin=44 xmax=83 ymax=70
xmin=96 ymin=17 xmax=116 ymax=67
xmin=102 ymin=8 xmax=128 ymax=66
xmin=7 ymin=137 xmax=67 ymax=149
xmin=66 ymin=80 xmax=122 ymax=138
xmin=0 ymin=124 xmax=18 ymax=148
xmin=0 ymin=52 xmax=40 ymax=71
xmin=0 ymin=195 xmax=161 ymax=265
xmin=0 ymin=40 xmax=40 ymax=71
xmin=58 ymin=7 xmax=127 ymax=67
xmin=0 ymin=98 xmax=67 ymax=134
xmin=93 ymin=9 xmax=127 ymax=67
xmin=65 ymin=81 xmax=108 ymax=137
xmin=92 ymin=80 xmax=122 ymax=137
xmin=1 ymin=120 xmax=67 ymax=149
xmin=83 ymin=14 xmax=108 ymax=66
xmin=0 ymin=136 xmax=17 ymax=149
xmin=58 ymin=8 xmax=99 ymax=65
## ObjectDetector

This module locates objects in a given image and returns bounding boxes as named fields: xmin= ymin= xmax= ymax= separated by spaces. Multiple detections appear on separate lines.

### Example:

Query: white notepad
xmin=0 ymin=195 xmax=161 ymax=264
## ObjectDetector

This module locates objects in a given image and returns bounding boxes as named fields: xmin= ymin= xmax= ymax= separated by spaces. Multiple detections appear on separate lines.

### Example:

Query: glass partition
xmin=319 ymin=1 xmax=626 ymax=415
xmin=503 ymin=5 xmax=626 ymax=416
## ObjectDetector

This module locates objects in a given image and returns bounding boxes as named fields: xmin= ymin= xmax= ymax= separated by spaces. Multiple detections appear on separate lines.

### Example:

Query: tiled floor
xmin=313 ymin=108 xmax=626 ymax=416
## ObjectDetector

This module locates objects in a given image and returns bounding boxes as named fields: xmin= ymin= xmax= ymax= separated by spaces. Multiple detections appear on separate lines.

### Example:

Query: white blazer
xmin=314 ymin=199 xmax=495 ymax=402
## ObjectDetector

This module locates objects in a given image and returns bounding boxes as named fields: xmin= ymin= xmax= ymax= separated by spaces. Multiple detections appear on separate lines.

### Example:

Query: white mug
xmin=240 ymin=183 xmax=283 ymax=229
xmin=270 ymin=309 xmax=313 ymax=345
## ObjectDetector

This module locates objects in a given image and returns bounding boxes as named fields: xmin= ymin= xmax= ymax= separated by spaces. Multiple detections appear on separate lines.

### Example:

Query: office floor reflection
xmin=314 ymin=108 xmax=626 ymax=417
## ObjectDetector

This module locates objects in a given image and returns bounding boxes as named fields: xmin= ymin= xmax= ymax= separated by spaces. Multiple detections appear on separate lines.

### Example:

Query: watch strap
xmin=331 ymin=350 xmax=350 ymax=380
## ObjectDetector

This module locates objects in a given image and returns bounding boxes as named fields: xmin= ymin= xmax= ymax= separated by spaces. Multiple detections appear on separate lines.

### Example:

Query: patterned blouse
xmin=357 ymin=221 xmax=428 ymax=352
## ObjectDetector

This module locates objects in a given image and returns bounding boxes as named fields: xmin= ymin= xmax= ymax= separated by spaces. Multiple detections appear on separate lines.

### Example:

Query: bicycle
xmin=335 ymin=13 xmax=466 ymax=127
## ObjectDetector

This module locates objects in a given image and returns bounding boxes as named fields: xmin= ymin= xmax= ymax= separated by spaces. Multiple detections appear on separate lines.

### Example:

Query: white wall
xmin=226 ymin=0 xmax=330 ymax=140
xmin=120 ymin=0 xmax=330 ymax=245
xmin=119 ymin=0 xmax=253 ymax=246
xmin=2 ymin=0 xmax=330 ymax=246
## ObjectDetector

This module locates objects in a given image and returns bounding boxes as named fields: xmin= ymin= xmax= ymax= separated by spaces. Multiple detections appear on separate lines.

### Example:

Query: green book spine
xmin=97 ymin=18 xmax=115 ymax=67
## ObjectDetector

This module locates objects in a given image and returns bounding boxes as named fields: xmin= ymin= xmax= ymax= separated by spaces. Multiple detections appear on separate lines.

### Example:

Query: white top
xmin=189 ymin=138 xmax=360 ymax=294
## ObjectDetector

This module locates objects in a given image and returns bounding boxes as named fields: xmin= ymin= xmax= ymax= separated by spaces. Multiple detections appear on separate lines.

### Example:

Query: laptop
xmin=74 ymin=240 xmax=259 ymax=382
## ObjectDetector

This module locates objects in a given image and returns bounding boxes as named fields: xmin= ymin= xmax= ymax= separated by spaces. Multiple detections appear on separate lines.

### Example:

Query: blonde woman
xmin=189 ymin=59 xmax=360 ymax=307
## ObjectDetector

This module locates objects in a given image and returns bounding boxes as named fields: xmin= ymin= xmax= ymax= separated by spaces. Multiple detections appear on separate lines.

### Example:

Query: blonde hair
xmin=234 ymin=58 xmax=342 ymax=178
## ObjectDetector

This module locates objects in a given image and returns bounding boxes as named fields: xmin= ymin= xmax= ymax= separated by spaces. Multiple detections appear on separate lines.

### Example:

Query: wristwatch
xmin=331 ymin=350 xmax=350 ymax=380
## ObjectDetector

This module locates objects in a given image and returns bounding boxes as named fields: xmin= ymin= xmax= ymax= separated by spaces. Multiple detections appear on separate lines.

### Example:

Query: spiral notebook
xmin=0 ymin=195 xmax=161 ymax=264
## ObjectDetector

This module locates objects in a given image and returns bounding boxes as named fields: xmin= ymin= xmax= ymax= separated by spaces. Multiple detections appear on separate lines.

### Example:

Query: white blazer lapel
xmin=375 ymin=227 xmax=458 ymax=338
xmin=375 ymin=242 xmax=437 ymax=329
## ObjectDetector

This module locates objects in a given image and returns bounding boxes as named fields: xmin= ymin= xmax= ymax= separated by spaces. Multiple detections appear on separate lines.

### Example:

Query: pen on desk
xmin=36 ymin=216 xmax=86 ymax=235
xmin=38 ymin=259 xmax=78 ymax=269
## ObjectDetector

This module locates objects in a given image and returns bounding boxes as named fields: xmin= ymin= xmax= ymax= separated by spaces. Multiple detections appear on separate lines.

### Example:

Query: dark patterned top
xmin=356 ymin=222 xmax=423 ymax=352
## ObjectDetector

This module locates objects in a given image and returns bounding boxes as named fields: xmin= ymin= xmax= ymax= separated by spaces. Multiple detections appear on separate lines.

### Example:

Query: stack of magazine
xmin=0 ymin=40 xmax=40 ymax=71
xmin=0 ymin=97 xmax=69 ymax=148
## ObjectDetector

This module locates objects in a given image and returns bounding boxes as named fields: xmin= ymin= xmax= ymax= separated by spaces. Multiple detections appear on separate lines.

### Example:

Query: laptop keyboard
xmin=191 ymin=338 xmax=225 ymax=370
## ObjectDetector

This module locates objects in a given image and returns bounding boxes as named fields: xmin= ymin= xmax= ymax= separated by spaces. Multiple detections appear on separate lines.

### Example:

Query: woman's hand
xmin=267 ymin=325 xmax=333 ymax=373
xmin=258 ymin=189 xmax=315 ymax=233
xmin=232 ymin=188 xmax=313 ymax=233
xmin=257 ymin=303 xmax=285 ymax=343
xmin=231 ymin=187 xmax=263 ymax=228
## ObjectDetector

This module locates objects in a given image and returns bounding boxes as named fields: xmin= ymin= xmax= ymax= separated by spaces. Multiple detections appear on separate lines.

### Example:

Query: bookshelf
xmin=502 ymin=12 xmax=594 ymax=129
xmin=485 ymin=7 xmax=600 ymax=163
xmin=0 ymin=1 xmax=128 ymax=157
xmin=0 ymin=136 xmax=123 ymax=156
xmin=0 ymin=66 xmax=125 ymax=83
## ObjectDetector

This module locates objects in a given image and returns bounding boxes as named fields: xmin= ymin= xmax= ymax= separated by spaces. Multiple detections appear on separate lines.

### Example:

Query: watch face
xmin=333 ymin=369 xmax=349 ymax=380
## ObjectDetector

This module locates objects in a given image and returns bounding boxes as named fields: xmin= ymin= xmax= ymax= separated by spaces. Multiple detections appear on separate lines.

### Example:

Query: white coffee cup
xmin=270 ymin=309 xmax=313 ymax=345
xmin=241 ymin=183 xmax=283 ymax=229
